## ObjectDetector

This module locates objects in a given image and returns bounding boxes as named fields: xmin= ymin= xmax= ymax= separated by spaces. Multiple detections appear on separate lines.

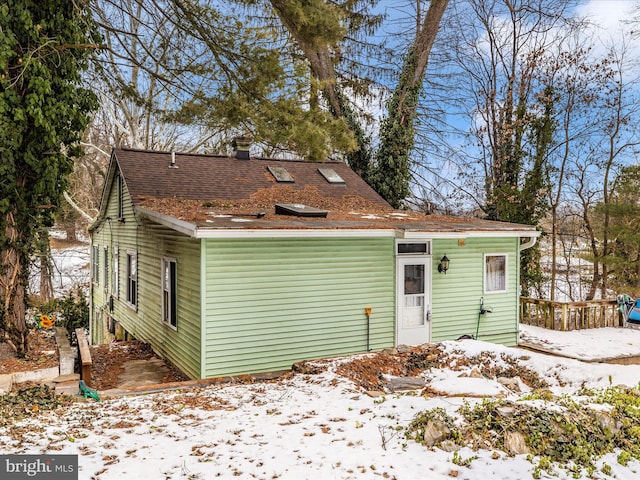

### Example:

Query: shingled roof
xmin=96 ymin=147 xmax=539 ymax=238
xmin=113 ymin=148 xmax=390 ymax=208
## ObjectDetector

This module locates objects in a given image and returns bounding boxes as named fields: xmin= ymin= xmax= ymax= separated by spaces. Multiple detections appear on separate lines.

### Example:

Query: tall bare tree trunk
xmin=37 ymin=230 xmax=54 ymax=302
xmin=0 ymin=211 xmax=28 ymax=356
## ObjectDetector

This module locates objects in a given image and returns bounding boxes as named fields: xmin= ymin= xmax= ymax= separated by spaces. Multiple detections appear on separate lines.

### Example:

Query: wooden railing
xmin=520 ymin=297 xmax=622 ymax=331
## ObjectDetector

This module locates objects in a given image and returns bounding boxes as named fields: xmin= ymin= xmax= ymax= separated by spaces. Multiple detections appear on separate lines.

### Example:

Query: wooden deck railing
xmin=520 ymin=297 xmax=622 ymax=331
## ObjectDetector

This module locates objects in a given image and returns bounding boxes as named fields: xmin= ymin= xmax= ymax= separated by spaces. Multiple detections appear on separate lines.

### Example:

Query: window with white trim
xmin=484 ymin=254 xmax=507 ymax=293
xmin=126 ymin=252 xmax=137 ymax=307
xmin=113 ymin=247 xmax=119 ymax=298
xmin=162 ymin=258 xmax=177 ymax=328
xmin=396 ymin=241 xmax=431 ymax=255
xmin=92 ymin=246 xmax=99 ymax=284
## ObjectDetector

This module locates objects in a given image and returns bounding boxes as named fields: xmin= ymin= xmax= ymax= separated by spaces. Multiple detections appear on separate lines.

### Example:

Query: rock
xmin=440 ymin=440 xmax=459 ymax=452
xmin=593 ymin=411 xmax=622 ymax=434
xmin=365 ymin=390 xmax=385 ymax=398
xmin=469 ymin=368 xmax=484 ymax=379
xmin=496 ymin=406 xmax=516 ymax=418
xmin=0 ymin=374 xmax=12 ymax=395
xmin=397 ymin=345 xmax=412 ymax=354
xmin=384 ymin=376 xmax=425 ymax=392
xmin=497 ymin=376 xmax=530 ymax=393
xmin=381 ymin=348 xmax=398 ymax=355
xmin=504 ymin=431 xmax=529 ymax=455
xmin=422 ymin=420 xmax=451 ymax=447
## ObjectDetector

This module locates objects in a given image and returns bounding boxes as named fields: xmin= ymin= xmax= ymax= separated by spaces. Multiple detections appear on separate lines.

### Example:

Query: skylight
xmin=318 ymin=168 xmax=345 ymax=184
xmin=275 ymin=203 xmax=328 ymax=218
xmin=268 ymin=166 xmax=294 ymax=183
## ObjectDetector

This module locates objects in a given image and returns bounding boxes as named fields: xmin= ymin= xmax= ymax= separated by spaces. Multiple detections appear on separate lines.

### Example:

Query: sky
xmin=576 ymin=0 xmax=637 ymax=31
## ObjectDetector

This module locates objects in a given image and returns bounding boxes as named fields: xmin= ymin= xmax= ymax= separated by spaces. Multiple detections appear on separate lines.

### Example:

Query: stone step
xmin=53 ymin=373 xmax=80 ymax=383
xmin=0 ymin=374 xmax=13 ymax=395
xmin=54 ymin=380 xmax=80 ymax=396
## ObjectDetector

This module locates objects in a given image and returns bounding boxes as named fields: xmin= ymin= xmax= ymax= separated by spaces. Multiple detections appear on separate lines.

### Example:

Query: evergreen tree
xmin=596 ymin=166 xmax=640 ymax=296
xmin=0 ymin=0 xmax=99 ymax=355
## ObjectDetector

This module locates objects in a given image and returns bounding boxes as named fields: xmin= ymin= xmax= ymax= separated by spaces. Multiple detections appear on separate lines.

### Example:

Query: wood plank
xmin=75 ymin=328 xmax=92 ymax=387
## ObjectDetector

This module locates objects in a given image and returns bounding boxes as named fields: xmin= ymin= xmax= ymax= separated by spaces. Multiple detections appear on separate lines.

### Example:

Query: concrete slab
xmin=12 ymin=366 xmax=60 ymax=384
xmin=117 ymin=358 xmax=170 ymax=389
xmin=54 ymin=326 xmax=76 ymax=376
xmin=0 ymin=374 xmax=12 ymax=395
xmin=53 ymin=373 xmax=80 ymax=383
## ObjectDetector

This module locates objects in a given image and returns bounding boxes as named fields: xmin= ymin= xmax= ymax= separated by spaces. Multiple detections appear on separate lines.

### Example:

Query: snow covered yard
xmin=3 ymin=330 xmax=640 ymax=479
xmin=11 ymin=240 xmax=640 ymax=478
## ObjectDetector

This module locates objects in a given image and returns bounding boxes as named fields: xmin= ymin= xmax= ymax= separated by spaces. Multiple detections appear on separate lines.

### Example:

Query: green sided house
xmin=89 ymin=147 xmax=540 ymax=379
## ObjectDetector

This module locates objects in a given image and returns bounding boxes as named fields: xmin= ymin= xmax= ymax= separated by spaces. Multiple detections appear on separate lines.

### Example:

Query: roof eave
xmin=401 ymin=229 xmax=541 ymax=239
xmin=138 ymin=207 xmax=542 ymax=240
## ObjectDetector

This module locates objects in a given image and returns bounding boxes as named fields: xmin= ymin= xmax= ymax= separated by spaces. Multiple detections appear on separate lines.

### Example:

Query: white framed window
xmin=396 ymin=240 xmax=431 ymax=255
xmin=162 ymin=258 xmax=177 ymax=328
xmin=113 ymin=247 xmax=119 ymax=298
xmin=92 ymin=245 xmax=99 ymax=284
xmin=484 ymin=254 xmax=507 ymax=293
xmin=126 ymin=252 xmax=137 ymax=308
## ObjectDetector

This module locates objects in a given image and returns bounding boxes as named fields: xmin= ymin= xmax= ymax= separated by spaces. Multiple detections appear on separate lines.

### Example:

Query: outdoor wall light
xmin=438 ymin=254 xmax=450 ymax=274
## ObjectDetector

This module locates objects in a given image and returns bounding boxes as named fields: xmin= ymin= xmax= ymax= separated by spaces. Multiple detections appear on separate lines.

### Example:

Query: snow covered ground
xmin=29 ymin=231 xmax=90 ymax=298
xmin=521 ymin=324 xmax=640 ymax=361
xmin=2 ymin=328 xmax=640 ymax=479
xmin=8 ymin=240 xmax=640 ymax=479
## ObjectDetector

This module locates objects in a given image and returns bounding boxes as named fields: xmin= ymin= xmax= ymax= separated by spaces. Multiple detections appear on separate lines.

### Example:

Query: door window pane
xmin=404 ymin=264 xmax=425 ymax=295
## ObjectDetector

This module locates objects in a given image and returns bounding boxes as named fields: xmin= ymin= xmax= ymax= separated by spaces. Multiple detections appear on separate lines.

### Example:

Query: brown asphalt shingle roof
xmin=110 ymin=148 xmax=538 ymax=235
xmin=115 ymin=148 xmax=389 ymax=208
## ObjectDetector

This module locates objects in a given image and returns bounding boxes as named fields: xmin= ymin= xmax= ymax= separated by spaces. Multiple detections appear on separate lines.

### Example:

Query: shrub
xmin=38 ymin=288 xmax=89 ymax=336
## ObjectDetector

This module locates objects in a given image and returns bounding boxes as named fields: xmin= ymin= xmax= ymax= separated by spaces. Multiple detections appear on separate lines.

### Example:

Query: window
xmin=162 ymin=258 xmax=177 ymax=328
xmin=113 ymin=247 xmax=119 ymax=298
xmin=267 ymin=166 xmax=294 ymax=183
xmin=117 ymin=174 xmax=124 ymax=220
xmin=126 ymin=252 xmax=137 ymax=307
xmin=318 ymin=168 xmax=345 ymax=184
xmin=92 ymin=246 xmax=99 ymax=284
xmin=485 ymin=254 xmax=507 ymax=293
xmin=397 ymin=241 xmax=431 ymax=255
xmin=103 ymin=247 xmax=109 ymax=288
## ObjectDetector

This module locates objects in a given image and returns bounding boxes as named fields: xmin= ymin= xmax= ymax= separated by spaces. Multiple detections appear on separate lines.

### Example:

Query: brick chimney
xmin=232 ymin=135 xmax=252 ymax=160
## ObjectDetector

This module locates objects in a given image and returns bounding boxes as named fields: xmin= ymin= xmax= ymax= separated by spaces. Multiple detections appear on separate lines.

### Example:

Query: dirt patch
xmin=294 ymin=342 xmax=548 ymax=393
xmin=0 ymin=329 xmax=59 ymax=374
xmin=334 ymin=344 xmax=445 ymax=390
xmin=90 ymin=341 xmax=188 ymax=390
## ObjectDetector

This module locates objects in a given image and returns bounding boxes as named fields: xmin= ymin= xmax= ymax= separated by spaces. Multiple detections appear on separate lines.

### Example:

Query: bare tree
xmin=580 ymin=41 xmax=640 ymax=299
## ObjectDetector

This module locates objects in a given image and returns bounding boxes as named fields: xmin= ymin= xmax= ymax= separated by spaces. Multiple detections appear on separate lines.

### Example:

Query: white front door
xmin=396 ymin=257 xmax=431 ymax=346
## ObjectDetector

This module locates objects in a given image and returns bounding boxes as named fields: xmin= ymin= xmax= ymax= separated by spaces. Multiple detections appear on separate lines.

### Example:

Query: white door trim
xmin=396 ymin=256 xmax=432 ymax=346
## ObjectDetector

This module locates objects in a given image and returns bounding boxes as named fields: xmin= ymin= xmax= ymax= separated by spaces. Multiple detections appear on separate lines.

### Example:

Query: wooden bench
xmin=75 ymin=328 xmax=92 ymax=388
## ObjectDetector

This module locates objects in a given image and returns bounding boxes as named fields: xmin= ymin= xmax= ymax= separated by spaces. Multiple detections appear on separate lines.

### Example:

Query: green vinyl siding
xmin=91 ymin=170 xmax=137 ymax=341
xmin=431 ymin=237 xmax=520 ymax=346
xmin=90 ymin=167 xmax=201 ymax=379
xmin=201 ymin=237 xmax=395 ymax=377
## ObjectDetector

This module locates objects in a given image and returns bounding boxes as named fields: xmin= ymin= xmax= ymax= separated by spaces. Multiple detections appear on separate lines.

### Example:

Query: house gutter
xmin=519 ymin=236 xmax=538 ymax=251
xmin=137 ymin=207 xmax=542 ymax=240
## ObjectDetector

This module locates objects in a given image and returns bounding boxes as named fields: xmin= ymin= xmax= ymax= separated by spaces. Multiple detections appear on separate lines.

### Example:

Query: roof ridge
xmin=114 ymin=147 xmax=344 ymax=164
